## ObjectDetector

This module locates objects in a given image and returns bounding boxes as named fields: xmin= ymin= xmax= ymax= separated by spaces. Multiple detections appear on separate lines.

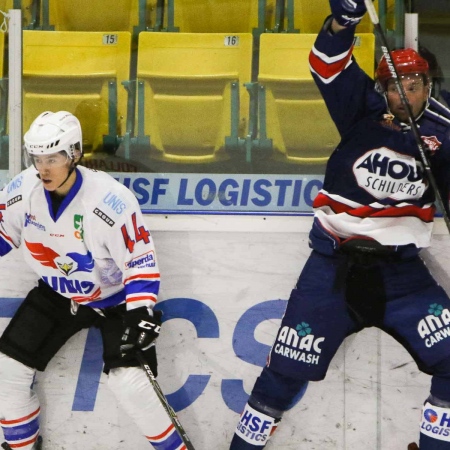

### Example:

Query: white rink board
xmin=0 ymin=215 xmax=449 ymax=450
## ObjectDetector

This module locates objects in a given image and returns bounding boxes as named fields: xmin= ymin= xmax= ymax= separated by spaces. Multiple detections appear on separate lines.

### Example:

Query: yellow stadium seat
xmin=256 ymin=32 xmax=375 ymax=164
xmin=0 ymin=30 xmax=5 ymax=79
xmin=0 ymin=1 xmax=37 ymax=29
xmin=0 ymin=0 xmax=12 ymax=17
xmin=22 ymin=31 xmax=132 ymax=154
xmin=135 ymin=32 xmax=253 ymax=163
xmin=45 ymin=0 xmax=156 ymax=34
xmin=0 ymin=31 xmax=6 ymax=155
xmin=164 ymin=0 xmax=262 ymax=34
xmin=290 ymin=0 xmax=379 ymax=33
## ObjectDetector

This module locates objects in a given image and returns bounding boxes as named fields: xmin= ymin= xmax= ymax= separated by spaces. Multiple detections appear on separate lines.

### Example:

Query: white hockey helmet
xmin=24 ymin=111 xmax=82 ymax=159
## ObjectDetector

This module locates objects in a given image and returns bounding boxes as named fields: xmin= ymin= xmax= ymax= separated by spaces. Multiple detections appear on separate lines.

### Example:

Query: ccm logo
xmin=138 ymin=320 xmax=161 ymax=334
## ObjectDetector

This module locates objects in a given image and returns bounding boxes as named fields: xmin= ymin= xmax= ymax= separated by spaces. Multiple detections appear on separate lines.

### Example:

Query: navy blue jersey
xmin=308 ymin=20 xmax=450 ymax=250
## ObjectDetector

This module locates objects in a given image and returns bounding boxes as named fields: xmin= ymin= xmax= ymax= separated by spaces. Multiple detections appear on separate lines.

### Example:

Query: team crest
xmin=57 ymin=261 xmax=74 ymax=276
xmin=422 ymin=135 xmax=442 ymax=153
xmin=25 ymin=241 xmax=95 ymax=276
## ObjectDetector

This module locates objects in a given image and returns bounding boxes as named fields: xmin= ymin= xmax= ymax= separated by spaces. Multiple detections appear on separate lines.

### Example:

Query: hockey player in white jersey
xmin=0 ymin=111 xmax=187 ymax=449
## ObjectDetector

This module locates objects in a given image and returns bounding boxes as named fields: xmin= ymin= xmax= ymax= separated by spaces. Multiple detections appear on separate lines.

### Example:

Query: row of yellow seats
xmin=0 ymin=0 xmax=154 ymax=32
xmin=17 ymin=29 xmax=374 ymax=165
xmin=162 ymin=0 xmax=395 ymax=34
xmin=0 ymin=0 xmax=383 ymax=34
xmin=164 ymin=0 xmax=380 ymax=34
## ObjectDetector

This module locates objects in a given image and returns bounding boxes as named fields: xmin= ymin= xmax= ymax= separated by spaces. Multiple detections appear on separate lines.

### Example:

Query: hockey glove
xmin=329 ymin=0 xmax=367 ymax=27
xmin=120 ymin=307 xmax=162 ymax=356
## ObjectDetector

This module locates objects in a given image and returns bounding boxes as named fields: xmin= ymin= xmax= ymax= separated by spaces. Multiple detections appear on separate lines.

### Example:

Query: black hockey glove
xmin=329 ymin=0 xmax=367 ymax=27
xmin=120 ymin=307 xmax=162 ymax=356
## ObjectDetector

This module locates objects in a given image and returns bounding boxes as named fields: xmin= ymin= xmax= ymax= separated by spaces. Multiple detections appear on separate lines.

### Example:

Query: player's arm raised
xmin=309 ymin=0 xmax=380 ymax=136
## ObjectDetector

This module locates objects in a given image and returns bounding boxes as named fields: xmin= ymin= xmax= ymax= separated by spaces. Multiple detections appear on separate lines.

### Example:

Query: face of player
xmin=385 ymin=74 xmax=430 ymax=123
xmin=31 ymin=151 xmax=77 ymax=195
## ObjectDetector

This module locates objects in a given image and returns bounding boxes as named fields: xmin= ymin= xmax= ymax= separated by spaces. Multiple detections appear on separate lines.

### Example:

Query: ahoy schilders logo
xmin=353 ymin=148 xmax=426 ymax=200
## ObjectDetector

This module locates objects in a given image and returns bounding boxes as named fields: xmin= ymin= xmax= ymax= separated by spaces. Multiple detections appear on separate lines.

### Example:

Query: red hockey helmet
xmin=376 ymin=48 xmax=430 ymax=91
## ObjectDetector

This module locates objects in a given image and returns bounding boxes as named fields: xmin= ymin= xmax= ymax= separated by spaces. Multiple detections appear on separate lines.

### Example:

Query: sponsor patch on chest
xmin=353 ymin=147 xmax=426 ymax=200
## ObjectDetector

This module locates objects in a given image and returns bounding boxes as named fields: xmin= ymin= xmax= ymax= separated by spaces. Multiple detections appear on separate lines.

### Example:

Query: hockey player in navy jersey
xmin=229 ymin=1 xmax=450 ymax=449
xmin=0 ymin=111 xmax=187 ymax=449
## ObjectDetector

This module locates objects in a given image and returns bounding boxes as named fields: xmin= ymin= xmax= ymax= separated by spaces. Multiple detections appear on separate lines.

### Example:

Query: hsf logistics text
xmin=115 ymin=175 xmax=324 ymax=212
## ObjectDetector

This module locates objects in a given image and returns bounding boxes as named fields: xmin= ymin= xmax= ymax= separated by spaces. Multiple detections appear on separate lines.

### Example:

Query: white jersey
xmin=0 ymin=165 xmax=159 ymax=311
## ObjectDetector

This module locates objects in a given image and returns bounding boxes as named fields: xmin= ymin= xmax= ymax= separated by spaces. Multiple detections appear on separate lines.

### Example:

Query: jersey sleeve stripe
xmin=124 ymin=279 xmax=160 ymax=294
xmin=424 ymin=108 xmax=450 ymax=127
xmin=126 ymin=294 xmax=157 ymax=304
xmin=123 ymin=273 xmax=160 ymax=284
xmin=309 ymin=45 xmax=354 ymax=84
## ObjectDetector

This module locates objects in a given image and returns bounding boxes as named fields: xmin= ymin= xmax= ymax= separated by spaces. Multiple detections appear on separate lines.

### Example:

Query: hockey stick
xmin=135 ymin=350 xmax=196 ymax=450
xmin=363 ymin=0 xmax=450 ymax=234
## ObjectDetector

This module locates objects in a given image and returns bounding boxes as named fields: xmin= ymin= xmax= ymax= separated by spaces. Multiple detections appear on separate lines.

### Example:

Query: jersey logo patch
xmin=422 ymin=135 xmax=442 ymax=153
xmin=93 ymin=208 xmax=115 ymax=227
xmin=24 ymin=214 xmax=46 ymax=231
xmin=103 ymin=192 xmax=127 ymax=215
xmin=25 ymin=241 xmax=95 ymax=276
xmin=353 ymin=147 xmax=426 ymax=200
xmin=7 ymin=195 xmax=22 ymax=207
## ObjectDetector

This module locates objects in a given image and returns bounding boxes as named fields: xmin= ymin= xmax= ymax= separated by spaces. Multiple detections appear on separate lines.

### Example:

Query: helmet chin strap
xmin=56 ymin=160 xmax=77 ymax=191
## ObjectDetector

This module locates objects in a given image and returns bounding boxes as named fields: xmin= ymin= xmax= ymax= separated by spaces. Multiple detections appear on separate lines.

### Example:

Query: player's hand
xmin=329 ymin=0 xmax=367 ymax=27
xmin=120 ymin=307 xmax=162 ymax=355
